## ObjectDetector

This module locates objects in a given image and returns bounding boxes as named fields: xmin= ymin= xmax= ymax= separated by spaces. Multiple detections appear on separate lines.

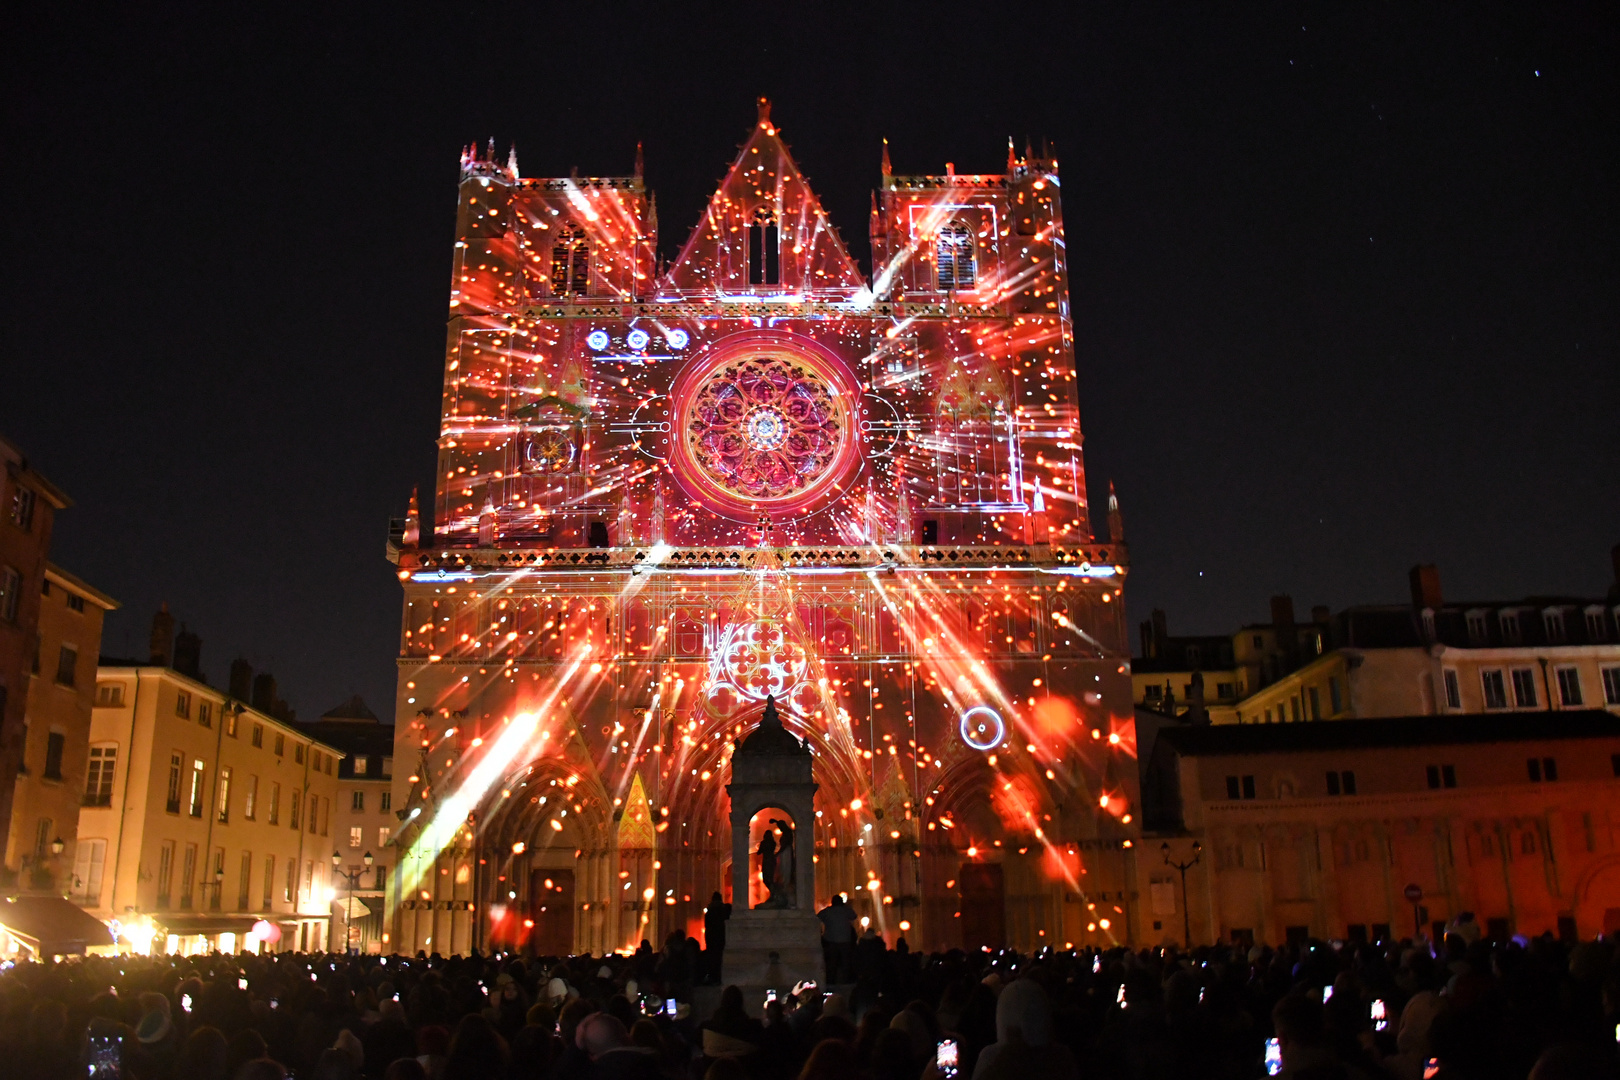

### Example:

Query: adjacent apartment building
xmin=82 ymin=612 xmax=344 ymax=953
xmin=0 ymin=435 xmax=73 ymax=865
xmin=4 ymin=565 xmax=118 ymax=894
xmin=1142 ymin=711 xmax=1620 ymax=947
xmin=1135 ymin=549 xmax=1620 ymax=726
xmin=299 ymin=696 xmax=394 ymax=953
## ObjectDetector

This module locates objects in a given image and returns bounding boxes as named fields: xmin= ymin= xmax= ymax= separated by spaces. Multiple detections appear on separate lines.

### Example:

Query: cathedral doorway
xmin=959 ymin=862 xmax=1005 ymax=950
xmin=528 ymin=868 xmax=575 ymax=956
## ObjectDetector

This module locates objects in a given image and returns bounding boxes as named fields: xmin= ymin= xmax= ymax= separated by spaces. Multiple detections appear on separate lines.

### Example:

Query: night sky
xmin=3 ymin=4 xmax=1615 ymax=721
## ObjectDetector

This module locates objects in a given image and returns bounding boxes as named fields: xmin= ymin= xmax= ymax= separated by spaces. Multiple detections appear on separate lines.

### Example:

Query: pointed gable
xmin=664 ymin=98 xmax=866 ymax=299
xmin=617 ymin=771 xmax=658 ymax=850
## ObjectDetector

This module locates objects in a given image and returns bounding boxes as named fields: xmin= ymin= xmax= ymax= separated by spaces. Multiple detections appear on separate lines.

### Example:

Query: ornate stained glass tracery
xmin=684 ymin=354 xmax=843 ymax=501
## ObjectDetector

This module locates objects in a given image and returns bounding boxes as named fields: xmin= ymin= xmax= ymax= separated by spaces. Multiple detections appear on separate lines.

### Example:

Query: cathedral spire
xmin=1107 ymin=481 xmax=1125 ymax=544
xmin=881 ymin=137 xmax=892 ymax=178
xmin=756 ymin=96 xmax=772 ymax=127
xmin=1007 ymin=136 xmax=1017 ymax=173
xmin=634 ymin=140 xmax=644 ymax=179
xmin=403 ymin=486 xmax=421 ymax=547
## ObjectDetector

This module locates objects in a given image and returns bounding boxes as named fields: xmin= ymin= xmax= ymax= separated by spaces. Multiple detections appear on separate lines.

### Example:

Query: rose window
xmin=685 ymin=356 xmax=842 ymax=500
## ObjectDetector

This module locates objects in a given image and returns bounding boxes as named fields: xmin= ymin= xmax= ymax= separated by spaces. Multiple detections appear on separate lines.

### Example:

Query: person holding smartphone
xmin=968 ymin=980 xmax=1077 ymax=1080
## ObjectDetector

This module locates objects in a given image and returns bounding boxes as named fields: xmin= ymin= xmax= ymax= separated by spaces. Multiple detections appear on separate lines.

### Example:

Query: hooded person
xmin=578 ymin=1013 xmax=661 ymax=1080
xmin=970 ymin=978 xmax=1078 ymax=1080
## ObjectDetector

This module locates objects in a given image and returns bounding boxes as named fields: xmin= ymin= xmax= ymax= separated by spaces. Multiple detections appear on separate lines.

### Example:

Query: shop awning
xmin=156 ymin=915 xmax=258 ymax=936
xmin=335 ymin=898 xmax=372 ymax=919
xmin=0 ymin=896 xmax=114 ymax=956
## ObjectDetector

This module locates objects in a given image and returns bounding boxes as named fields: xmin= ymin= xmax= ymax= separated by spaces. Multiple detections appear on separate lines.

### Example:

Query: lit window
xmin=1442 ymin=670 xmax=1460 ymax=710
xmin=551 ymin=226 xmax=589 ymax=296
xmin=937 ymin=221 xmax=976 ymax=290
xmin=350 ymin=826 xmax=363 ymax=849
xmin=749 ymin=208 xmax=779 ymax=286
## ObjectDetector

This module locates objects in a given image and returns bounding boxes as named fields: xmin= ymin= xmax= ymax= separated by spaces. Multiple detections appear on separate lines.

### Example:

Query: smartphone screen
xmin=87 ymin=1029 xmax=122 ymax=1080
xmin=180 ymin=994 xmax=192 ymax=1013
xmin=238 ymin=978 xmax=248 ymax=991
xmin=1371 ymin=999 xmax=1387 ymax=1031
xmin=936 ymin=1039 xmax=959 ymax=1080
xmin=664 ymin=998 xmax=676 ymax=1017
xmin=1423 ymin=1059 xmax=1440 ymax=1080
xmin=1322 ymin=985 xmax=1334 ymax=1003
xmin=1264 ymin=1037 xmax=1282 ymax=1076
xmin=764 ymin=989 xmax=777 ymax=1005
xmin=1115 ymin=983 xmax=1126 ymax=1004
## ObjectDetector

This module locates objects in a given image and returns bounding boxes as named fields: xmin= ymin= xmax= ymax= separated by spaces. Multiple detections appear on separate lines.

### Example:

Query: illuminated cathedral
xmin=386 ymin=100 xmax=1140 ymax=957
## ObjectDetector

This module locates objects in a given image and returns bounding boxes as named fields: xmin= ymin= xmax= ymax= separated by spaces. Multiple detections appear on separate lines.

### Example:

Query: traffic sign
xmin=1403 ymin=883 xmax=1423 ymax=903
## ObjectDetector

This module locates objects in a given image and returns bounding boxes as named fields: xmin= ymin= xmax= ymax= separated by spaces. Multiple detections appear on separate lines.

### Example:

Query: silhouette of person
xmin=757 ymin=826 xmax=778 ymax=907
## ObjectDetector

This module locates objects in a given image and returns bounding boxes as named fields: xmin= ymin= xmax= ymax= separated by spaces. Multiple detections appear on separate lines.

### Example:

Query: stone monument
xmin=721 ymin=695 xmax=825 ymax=993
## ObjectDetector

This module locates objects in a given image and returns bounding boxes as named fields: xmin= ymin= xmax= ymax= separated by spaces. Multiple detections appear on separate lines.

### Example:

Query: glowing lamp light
xmin=860 ymin=916 xmax=871 ymax=928
xmin=250 ymin=919 xmax=281 ymax=944
xmin=511 ymin=842 xmax=526 ymax=855
xmin=586 ymin=330 xmax=610 ymax=351
xmin=626 ymin=328 xmax=650 ymax=350
xmin=665 ymin=329 xmax=689 ymax=349
xmin=1098 ymin=794 xmax=1110 ymax=809
xmin=899 ymin=920 xmax=911 ymax=932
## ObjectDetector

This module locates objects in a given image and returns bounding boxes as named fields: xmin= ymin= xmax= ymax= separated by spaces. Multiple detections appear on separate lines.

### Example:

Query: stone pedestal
xmin=720 ymin=908 xmax=825 ymax=991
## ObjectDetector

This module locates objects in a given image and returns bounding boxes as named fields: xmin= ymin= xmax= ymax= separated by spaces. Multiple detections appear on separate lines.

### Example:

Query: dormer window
xmin=748 ymin=208 xmax=779 ymax=285
xmin=937 ymin=221 xmax=976 ymax=291
xmin=1544 ymin=608 xmax=1566 ymax=644
xmin=1466 ymin=611 xmax=1488 ymax=645
xmin=1587 ymin=607 xmax=1609 ymax=643
xmin=1499 ymin=610 xmax=1521 ymax=645
xmin=551 ymin=226 xmax=589 ymax=296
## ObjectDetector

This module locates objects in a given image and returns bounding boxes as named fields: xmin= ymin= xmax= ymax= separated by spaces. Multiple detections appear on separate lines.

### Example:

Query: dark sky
xmin=3 ymin=3 xmax=1615 ymax=720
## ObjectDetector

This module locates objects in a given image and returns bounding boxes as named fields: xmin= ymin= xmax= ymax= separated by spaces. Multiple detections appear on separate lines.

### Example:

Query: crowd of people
xmin=4 ymin=926 xmax=1620 ymax=1080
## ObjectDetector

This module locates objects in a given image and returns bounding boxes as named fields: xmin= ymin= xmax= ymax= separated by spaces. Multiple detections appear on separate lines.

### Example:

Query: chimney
xmin=172 ymin=624 xmax=202 ymax=679
xmin=1311 ymin=605 xmax=1330 ymax=624
xmin=252 ymin=672 xmax=277 ymax=715
xmin=149 ymin=604 xmax=175 ymax=666
xmin=229 ymin=658 xmax=253 ymax=702
xmin=1269 ymin=595 xmax=1295 ymax=628
xmin=1140 ymin=609 xmax=1168 ymax=660
xmin=1409 ymin=564 xmax=1443 ymax=609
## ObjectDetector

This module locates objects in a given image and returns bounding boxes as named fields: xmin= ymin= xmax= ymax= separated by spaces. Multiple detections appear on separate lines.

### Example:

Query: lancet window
xmin=937 ymin=221 xmax=976 ymax=291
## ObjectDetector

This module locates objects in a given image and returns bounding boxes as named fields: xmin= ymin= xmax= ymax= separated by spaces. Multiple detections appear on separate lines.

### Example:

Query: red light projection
xmin=389 ymin=101 xmax=1138 ymax=959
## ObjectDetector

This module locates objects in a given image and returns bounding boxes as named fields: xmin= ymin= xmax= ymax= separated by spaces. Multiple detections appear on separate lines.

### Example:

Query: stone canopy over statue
xmin=723 ymin=695 xmax=824 ymax=991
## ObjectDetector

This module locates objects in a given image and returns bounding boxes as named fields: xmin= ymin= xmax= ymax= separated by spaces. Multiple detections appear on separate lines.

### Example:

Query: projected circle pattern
xmin=686 ymin=356 xmax=841 ymax=501
xmin=959 ymin=706 xmax=1006 ymax=751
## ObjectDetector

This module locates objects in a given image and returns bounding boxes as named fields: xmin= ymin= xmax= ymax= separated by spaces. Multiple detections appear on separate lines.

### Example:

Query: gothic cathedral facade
xmin=387 ymin=101 xmax=1140 ymax=956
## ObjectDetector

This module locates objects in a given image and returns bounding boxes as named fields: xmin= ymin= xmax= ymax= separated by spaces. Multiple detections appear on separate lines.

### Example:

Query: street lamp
xmin=1161 ymin=840 xmax=1203 ymax=948
xmin=332 ymin=851 xmax=374 ymax=954
xmin=50 ymin=837 xmax=64 ymax=856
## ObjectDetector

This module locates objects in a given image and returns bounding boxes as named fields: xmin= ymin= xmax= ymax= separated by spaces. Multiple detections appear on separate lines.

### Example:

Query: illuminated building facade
xmin=388 ymin=102 xmax=1138 ymax=956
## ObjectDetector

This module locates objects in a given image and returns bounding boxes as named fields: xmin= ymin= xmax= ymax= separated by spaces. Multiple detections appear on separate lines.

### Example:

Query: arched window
xmin=551 ymin=226 xmax=589 ymax=296
xmin=749 ymin=208 xmax=779 ymax=285
xmin=937 ymin=221 xmax=976 ymax=291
